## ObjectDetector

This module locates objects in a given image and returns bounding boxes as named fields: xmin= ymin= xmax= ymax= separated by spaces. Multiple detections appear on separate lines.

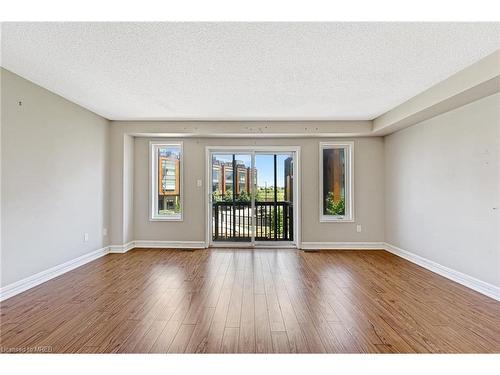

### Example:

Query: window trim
xmin=150 ymin=141 xmax=183 ymax=221
xmin=319 ymin=141 xmax=354 ymax=223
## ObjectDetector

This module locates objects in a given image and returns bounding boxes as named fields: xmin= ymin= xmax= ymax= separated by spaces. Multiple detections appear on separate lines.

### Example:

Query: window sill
xmin=320 ymin=217 xmax=355 ymax=223
xmin=150 ymin=216 xmax=183 ymax=222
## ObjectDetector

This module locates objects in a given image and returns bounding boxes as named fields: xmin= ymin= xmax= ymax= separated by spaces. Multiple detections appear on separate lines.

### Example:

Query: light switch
xmin=197 ymin=179 xmax=202 ymax=187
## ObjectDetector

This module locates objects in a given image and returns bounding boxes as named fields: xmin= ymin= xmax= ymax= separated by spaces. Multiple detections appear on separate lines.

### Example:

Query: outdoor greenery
xmin=212 ymin=191 xmax=223 ymax=202
xmin=236 ymin=191 xmax=251 ymax=202
xmin=256 ymin=187 xmax=285 ymax=202
xmin=212 ymin=189 xmax=249 ymax=202
xmin=224 ymin=190 xmax=233 ymax=202
xmin=212 ymin=187 xmax=286 ymax=203
xmin=269 ymin=206 xmax=284 ymax=235
xmin=325 ymin=192 xmax=345 ymax=215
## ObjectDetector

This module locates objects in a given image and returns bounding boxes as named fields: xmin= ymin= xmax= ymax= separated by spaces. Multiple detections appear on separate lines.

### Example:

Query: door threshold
xmin=254 ymin=243 xmax=297 ymax=249
xmin=209 ymin=242 xmax=297 ymax=249
xmin=210 ymin=242 xmax=253 ymax=248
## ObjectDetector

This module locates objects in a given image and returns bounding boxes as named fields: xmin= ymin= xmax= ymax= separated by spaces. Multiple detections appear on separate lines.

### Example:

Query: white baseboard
xmin=384 ymin=243 xmax=500 ymax=301
xmin=108 ymin=241 xmax=135 ymax=254
xmin=134 ymin=240 xmax=207 ymax=249
xmin=0 ymin=246 xmax=109 ymax=301
xmin=300 ymin=241 xmax=385 ymax=250
xmin=108 ymin=240 xmax=207 ymax=253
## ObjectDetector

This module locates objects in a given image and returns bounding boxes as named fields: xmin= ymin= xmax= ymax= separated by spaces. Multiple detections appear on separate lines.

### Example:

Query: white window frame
xmin=150 ymin=141 xmax=183 ymax=221
xmin=319 ymin=141 xmax=354 ymax=222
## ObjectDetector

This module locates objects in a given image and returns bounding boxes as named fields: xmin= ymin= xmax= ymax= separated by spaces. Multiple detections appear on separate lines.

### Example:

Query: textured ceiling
xmin=2 ymin=22 xmax=499 ymax=120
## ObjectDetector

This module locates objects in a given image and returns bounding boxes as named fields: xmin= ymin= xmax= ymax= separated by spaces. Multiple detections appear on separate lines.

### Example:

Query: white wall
xmin=385 ymin=92 xmax=500 ymax=287
xmin=1 ymin=69 xmax=111 ymax=286
xmin=130 ymin=136 xmax=385 ymax=244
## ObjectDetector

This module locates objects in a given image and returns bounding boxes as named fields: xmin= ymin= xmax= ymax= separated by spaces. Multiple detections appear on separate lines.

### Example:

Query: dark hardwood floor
xmin=1 ymin=248 xmax=499 ymax=353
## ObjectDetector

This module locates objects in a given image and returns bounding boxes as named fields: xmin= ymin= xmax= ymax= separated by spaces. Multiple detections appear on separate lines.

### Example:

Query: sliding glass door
xmin=210 ymin=150 xmax=295 ymax=245
xmin=254 ymin=153 xmax=294 ymax=243
xmin=211 ymin=153 xmax=252 ymax=242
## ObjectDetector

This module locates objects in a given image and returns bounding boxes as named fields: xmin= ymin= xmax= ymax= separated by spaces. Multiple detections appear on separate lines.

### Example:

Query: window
xmin=212 ymin=168 xmax=220 ymax=191
xmin=151 ymin=142 xmax=183 ymax=220
xmin=319 ymin=142 xmax=353 ymax=222
xmin=238 ymin=170 xmax=247 ymax=193
xmin=225 ymin=168 xmax=233 ymax=193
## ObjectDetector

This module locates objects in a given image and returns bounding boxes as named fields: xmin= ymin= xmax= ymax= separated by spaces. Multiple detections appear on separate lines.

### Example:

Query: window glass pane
xmin=276 ymin=154 xmax=293 ymax=203
xmin=212 ymin=169 xmax=220 ymax=192
xmin=157 ymin=145 xmax=181 ymax=216
xmin=234 ymin=155 xmax=251 ymax=202
xmin=322 ymin=147 xmax=346 ymax=216
xmin=211 ymin=154 xmax=232 ymax=202
xmin=225 ymin=170 xmax=233 ymax=196
xmin=254 ymin=154 xmax=293 ymax=241
xmin=255 ymin=154 xmax=275 ymax=203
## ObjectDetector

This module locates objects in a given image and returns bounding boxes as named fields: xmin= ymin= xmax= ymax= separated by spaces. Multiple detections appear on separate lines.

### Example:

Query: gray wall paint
xmin=109 ymin=121 xmax=377 ymax=247
xmin=1 ymin=69 xmax=110 ymax=286
xmin=385 ymin=93 xmax=500 ymax=287
xmin=123 ymin=135 xmax=135 ymax=244
xmin=132 ymin=137 xmax=385 ymax=243
xmin=109 ymin=126 xmax=124 ymax=245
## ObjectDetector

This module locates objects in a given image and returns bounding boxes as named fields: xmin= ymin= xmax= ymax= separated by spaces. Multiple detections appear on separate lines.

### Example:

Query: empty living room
xmin=1 ymin=1 xmax=499 ymax=373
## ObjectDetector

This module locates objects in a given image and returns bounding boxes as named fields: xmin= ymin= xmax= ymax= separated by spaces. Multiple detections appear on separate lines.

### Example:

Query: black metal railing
xmin=212 ymin=201 xmax=293 ymax=241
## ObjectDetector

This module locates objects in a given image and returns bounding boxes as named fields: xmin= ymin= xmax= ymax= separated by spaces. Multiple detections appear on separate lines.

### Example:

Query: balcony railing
xmin=212 ymin=201 xmax=293 ymax=241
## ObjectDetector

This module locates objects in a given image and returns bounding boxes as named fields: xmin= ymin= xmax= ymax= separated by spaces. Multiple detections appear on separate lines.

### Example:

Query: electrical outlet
xmin=356 ymin=225 xmax=362 ymax=233
xmin=84 ymin=233 xmax=89 ymax=242
xmin=103 ymin=228 xmax=108 ymax=236
xmin=197 ymin=179 xmax=202 ymax=187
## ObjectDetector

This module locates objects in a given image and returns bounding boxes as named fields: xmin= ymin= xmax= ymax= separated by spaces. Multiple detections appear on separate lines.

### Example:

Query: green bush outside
xmin=325 ymin=192 xmax=345 ymax=215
